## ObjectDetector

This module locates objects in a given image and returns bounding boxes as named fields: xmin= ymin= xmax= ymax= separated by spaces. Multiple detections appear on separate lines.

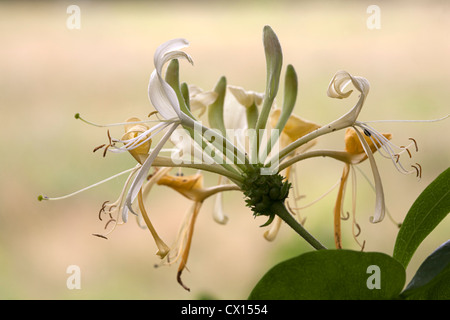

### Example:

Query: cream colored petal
xmin=212 ymin=191 xmax=229 ymax=225
xmin=212 ymin=176 xmax=229 ymax=224
xmin=228 ymin=85 xmax=263 ymax=108
xmin=223 ymin=90 xmax=248 ymax=131
xmin=148 ymin=70 xmax=180 ymax=120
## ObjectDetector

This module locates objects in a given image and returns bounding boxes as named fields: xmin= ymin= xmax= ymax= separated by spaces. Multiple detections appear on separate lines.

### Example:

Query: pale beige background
xmin=0 ymin=0 xmax=448 ymax=299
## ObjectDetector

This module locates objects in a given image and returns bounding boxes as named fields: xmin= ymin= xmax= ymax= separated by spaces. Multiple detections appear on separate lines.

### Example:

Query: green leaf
xmin=248 ymin=250 xmax=405 ymax=300
xmin=393 ymin=167 xmax=450 ymax=269
xmin=400 ymin=240 xmax=450 ymax=300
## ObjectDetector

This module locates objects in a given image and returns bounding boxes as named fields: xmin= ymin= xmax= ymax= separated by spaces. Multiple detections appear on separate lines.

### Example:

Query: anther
xmin=411 ymin=164 xmax=422 ymax=178
xmin=92 ymin=233 xmax=108 ymax=240
xmin=102 ymin=145 xmax=110 ymax=157
xmin=341 ymin=211 xmax=350 ymax=221
xmin=360 ymin=240 xmax=366 ymax=252
xmin=409 ymin=138 xmax=419 ymax=152
xmin=177 ymin=271 xmax=191 ymax=292
xmin=394 ymin=154 xmax=400 ymax=163
xmin=363 ymin=128 xmax=371 ymax=137
xmin=148 ymin=111 xmax=159 ymax=118
xmin=354 ymin=223 xmax=361 ymax=237
xmin=98 ymin=201 xmax=109 ymax=220
xmin=401 ymin=146 xmax=412 ymax=158
xmin=415 ymin=163 xmax=422 ymax=178
xmin=93 ymin=144 xmax=106 ymax=153
xmin=104 ymin=218 xmax=116 ymax=230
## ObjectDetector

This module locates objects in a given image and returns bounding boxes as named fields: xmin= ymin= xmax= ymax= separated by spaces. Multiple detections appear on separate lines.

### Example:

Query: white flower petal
xmin=212 ymin=191 xmax=229 ymax=225
xmin=122 ymin=122 xmax=179 ymax=222
xmin=353 ymin=128 xmax=385 ymax=223
xmin=326 ymin=71 xmax=370 ymax=130
xmin=149 ymin=70 xmax=180 ymax=119
xmin=148 ymin=38 xmax=194 ymax=121
xmin=154 ymin=38 xmax=191 ymax=73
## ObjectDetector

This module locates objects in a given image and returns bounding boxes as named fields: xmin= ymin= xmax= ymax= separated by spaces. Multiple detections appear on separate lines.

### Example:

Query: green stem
xmin=270 ymin=201 xmax=327 ymax=250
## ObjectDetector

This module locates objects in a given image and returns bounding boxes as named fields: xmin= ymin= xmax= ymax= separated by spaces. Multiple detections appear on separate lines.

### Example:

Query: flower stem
xmin=270 ymin=201 xmax=327 ymax=250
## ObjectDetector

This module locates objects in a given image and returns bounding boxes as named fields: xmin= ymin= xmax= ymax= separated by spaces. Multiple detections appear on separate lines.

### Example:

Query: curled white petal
xmin=148 ymin=38 xmax=194 ymax=120
xmin=326 ymin=71 xmax=370 ymax=129
xmin=353 ymin=127 xmax=385 ymax=223
xmin=149 ymin=70 xmax=180 ymax=119
xmin=154 ymin=38 xmax=192 ymax=73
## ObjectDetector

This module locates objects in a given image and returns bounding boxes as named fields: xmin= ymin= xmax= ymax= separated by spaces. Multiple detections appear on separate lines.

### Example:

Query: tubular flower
xmin=122 ymin=38 xmax=199 ymax=222
xmin=156 ymin=172 xmax=239 ymax=291
xmin=333 ymin=127 xmax=392 ymax=249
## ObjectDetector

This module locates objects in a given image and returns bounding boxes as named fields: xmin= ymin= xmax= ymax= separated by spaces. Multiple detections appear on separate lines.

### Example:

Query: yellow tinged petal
xmin=157 ymin=173 xmax=204 ymax=202
xmin=122 ymin=117 xmax=152 ymax=164
xmin=344 ymin=128 xmax=392 ymax=156
xmin=270 ymin=109 xmax=320 ymax=141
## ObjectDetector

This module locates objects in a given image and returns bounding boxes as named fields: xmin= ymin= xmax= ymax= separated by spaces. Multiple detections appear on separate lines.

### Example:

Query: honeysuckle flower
xmin=39 ymin=25 xmax=449 ymax=293
xmin=272 ymin=70 xmax=370 ymax=164
xmin=120 ymin=117 xmax=152 ymax=164
xmin=332 ymin=127 xmax=392 ymax=249
xmin=155 ymin=171 xmax=239 ymax=291
xmin=326 ymin=70 xmax=370 ymax=129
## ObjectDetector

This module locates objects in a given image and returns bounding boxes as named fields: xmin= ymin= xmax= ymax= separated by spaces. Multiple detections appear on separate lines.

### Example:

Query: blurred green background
xmin=0 ymin=0 xmax=448 ymax=299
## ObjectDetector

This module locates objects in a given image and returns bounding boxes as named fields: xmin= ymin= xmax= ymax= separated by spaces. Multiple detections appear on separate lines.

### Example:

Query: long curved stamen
xmin=362 ymin=114 xmax=449 ymax=124
xmin=38 ymin=166 xmax=140 ymax=201
xmin=74 ymin=112 xmax=175 ymax=128
xmin=289 ymin=178 xmax=341 ymax=210
xmin=355 ymin=122 xmax=419 ymax=176
xmin=94 ymin=166 xmax=141 ymax=237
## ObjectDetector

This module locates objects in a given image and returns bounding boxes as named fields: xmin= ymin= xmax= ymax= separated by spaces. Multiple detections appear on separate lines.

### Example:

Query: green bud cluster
xmin=241 ymin=165 xmax=291 ymax=227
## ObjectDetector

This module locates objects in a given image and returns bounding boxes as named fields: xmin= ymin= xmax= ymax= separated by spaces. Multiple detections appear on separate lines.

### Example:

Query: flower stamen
xmin=400 ymin=146 xmax=412 ymax=158
xmin=409 ymin=138 xmax=419 ymax=152
xmin=92 ymin=233 xmax=108 ymax=240
xmin=93 ymin=144 xmax=106 ymax=153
